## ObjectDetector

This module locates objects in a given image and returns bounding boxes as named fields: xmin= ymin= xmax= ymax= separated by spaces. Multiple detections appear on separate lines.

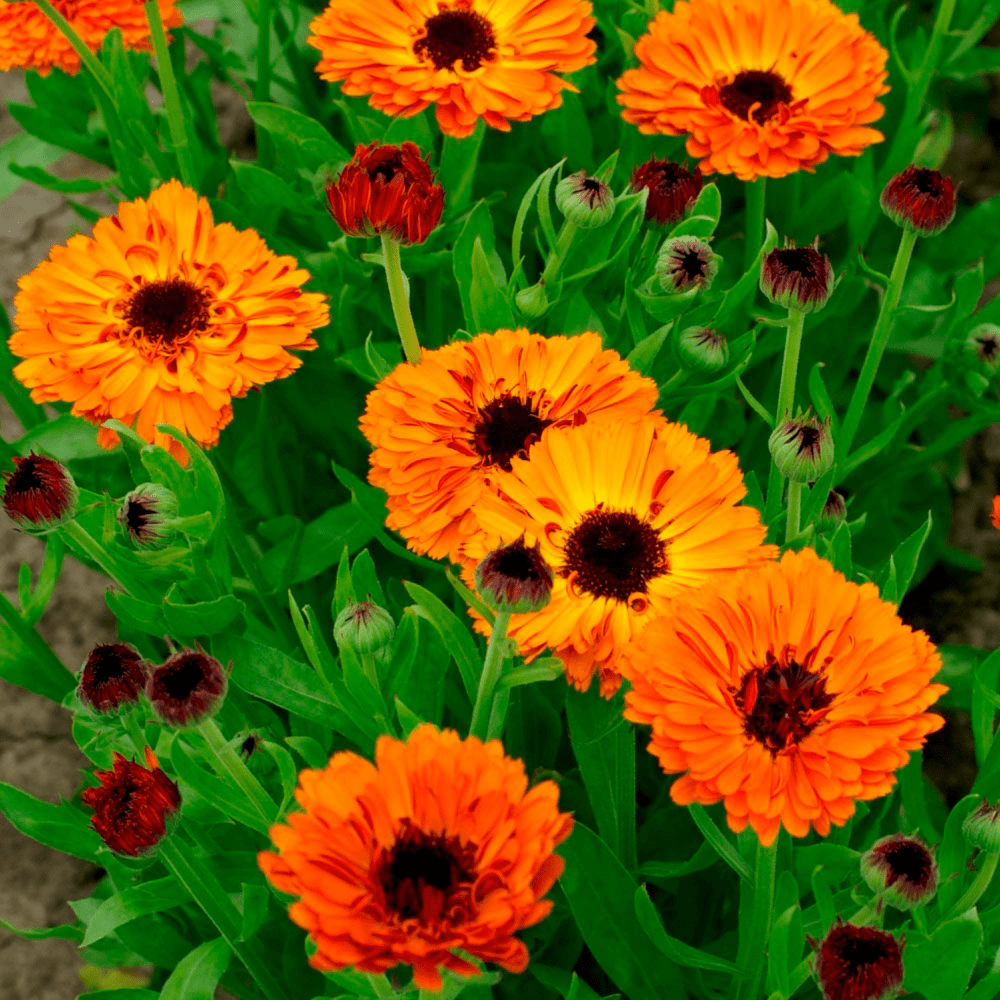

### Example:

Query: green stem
xmin=485 ymin=688 xmax=510 ymax=741
xmin=617 ymin=721 xmax=637 ymax=874
xmin=839 ymin=228 xmax=918 ymax=454
xmin=785 ymin=480 xmax=803 ymax=544
xmin=144 ymin=0 xmax=196 ymax=188
xmin=196 ymin=716 xmax=277 ymax=828
xmin=31 ymin=0 xmax=115 ymax=104
xmin=469 ymin=610 xmax=512 ymax=740
xmin=380 ymin=234 xmax=422 ymax=365
xmin=541 ymin=221 xmax=578 ymax=285
xmin=737 ymin=376 xmax=774 ymax=426
xmin=735 ymin=838 xmax=778 ymax=1000
xmin=122 ymin=710 xmax=147 ymax=756
xmin=255 ymin=0 xmax=272 ymax=103
xmin=774 ymin=307 xmax=805 ymax=427
xmin=944 ymin=852 xmax=1000 ymax=921
xmin=743 ymin=177 xmax=767 ymax=276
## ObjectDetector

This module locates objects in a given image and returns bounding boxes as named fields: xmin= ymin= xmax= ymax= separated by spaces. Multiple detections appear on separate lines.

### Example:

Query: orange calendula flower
xmin=307 ymin=0 xmax=597 ymax=138
xmin=0 ymin=0 xmax=183 ymax=76
xmin=361 ymin=328 xmax=660 ymax=562
xmin=8 ymin=179 xmax=329 ymax=465
xmin=258 ymin=724 xmax=573 ymax=991
xmin=620 ymin=548 xmax=947 ymax=846
xmin=616 ymin=0 xmax=889 ymax=180
xmin=991 ymin=495 xmax=1000 ymax=531
xmin=462 ymin=419 xmax=776 ymax=696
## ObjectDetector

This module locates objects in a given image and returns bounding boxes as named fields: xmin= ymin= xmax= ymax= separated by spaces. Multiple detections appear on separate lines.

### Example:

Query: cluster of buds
xmin=1 ymin=453 xmax=77 ymax=534
xmin=769 ymin=409 xmax=834 ymax=483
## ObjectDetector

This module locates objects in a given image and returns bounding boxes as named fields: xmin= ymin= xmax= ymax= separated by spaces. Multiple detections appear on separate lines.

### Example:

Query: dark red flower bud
xmin=326 ymin=141 xmax=445 ymax=246
xmin=2 ymin=452 xmax=78 ymax=533
xmin=81 ymin=746 xmax=181 ymax=857
xmin=78 ymin=642 xmax=149 ymax=715
xmin=147 ymin=647 xmax=228 ymax=727
xmin=815 ymin=919 xmax=904 ymax=1000
xmin=881 ymin=166 xmax=956 ymax=237
xmin=861 ymin=833 xmax=939 ymax=910
xmin=630 ymin=157 xmax=703 ymax=227
xmin=761 ymin=238 xmax=834 ymax=313
xmin=475 ymin=536 xmax=554 ymax=614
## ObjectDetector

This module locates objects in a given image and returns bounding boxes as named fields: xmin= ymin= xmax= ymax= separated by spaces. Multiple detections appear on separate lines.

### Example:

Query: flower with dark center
xmin=119 ymin=278 xmax=212 ymax=354
xmin=656 ymin=235 xmax=720 ymax=293
xmin=881 ymin=165 xmax=956 ymax=237
xmin=81 ymin=746 xmax=181 ymax=857
xmin=472 ymin=393 xmax=553 ymax=471
xmin=1 ymin=452 xmax=78 ymax=533
xmin=818 ymin=488 xmax=848 ymax=531
xmin=334 ymin=598 xmax=396 ymax=655
xmin=965 ymin=323 xmax=1000 ymax=375
xmin=718 ymin=69 xmax=795 ymax=124
xmin=118 ymin=482 xmax=179 ymax=549
xmin=814 ymin=919 xmax=905 ymax=1000
xmin=861 ymin=834 xmax=938 ymax=910
xmin=259 ymin=724 xmax=574 ymax=991
xmin=475 ymin=536 xmax=554 ymax=614
xmin=630 ymin=157 xmax=704 ymax=226
xmin=555 ymin=171 xmax=615 ymax=228
xmin=147 ymin=647 xmax=228 ymax=727
xmin=308 ymin=0 xmax=596 ymax=138
xmin=963 ymin=797 xmax=1000 ymax=853
xmin=326 ymin=141 xmax=445 ymax=246
xmin=676 ymin=326 xmax=729 ymax=374
xmin=78 ymin=642 xmax=150 ymax=715
xmin=769 ymin=409 xmax=834 ymax=483
xmin=761 ymin=238 xmax=835 ymax=313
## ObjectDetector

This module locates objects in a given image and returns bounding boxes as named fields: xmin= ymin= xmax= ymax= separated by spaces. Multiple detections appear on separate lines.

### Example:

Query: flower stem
xmin=744 ymin=177 xmax=767 ymax=276
xmin=735 ymin=837 xmax=778 ymax=1000
xmin=775 ymin=307 xmax=805 ymax=426
xmin=617 ymin=721 xmax=637 ymax=874
xmin=31 ymin=0 xmax=115 ymax=104
xmin=469 ymin=610 xmax=512 ymax=740
xmin=541 ymin=221 xmax=579 ymax=285
xmin=839 ymin=228 xmax=919 ymax=455
xmin=196 ymin=716 xmax=277 ymax=828
xmin=144 ymin=1 xmax=196 ymax=188
xmin=122 ymin=710 xmax=147 ymax=756
xmin=380 ymin=234 xmax=422 ymax=365
xmin=255 ymin=0 xmax=272 ymax=103
xmin=944 ymin=851 xmax=1000 ymax=921
xmin=785 ymin=480 xmax=803 ymax=544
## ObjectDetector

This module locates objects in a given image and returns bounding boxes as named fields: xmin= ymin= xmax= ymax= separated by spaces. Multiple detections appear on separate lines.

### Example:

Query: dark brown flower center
xmin=495 ymin=542 xmax=542 ymax=582
xmin=718 ymin=70 xmax=793 ymax=124
xmin=159 ymin=653 xmax=207 ymax=700
xmin=415 ymin=6 xmax=497 ymax=72
xmin=773 ymin=246 xmax=819 ymax=277
xmin=880 ymin=840 xmax=933 ymax=887
xmin=676 ymin=248 xmax=707 ymax=281
xmin=821 ymin=923 xmax=902 ymax=997
xmin=561 ymin=507 xmax=667 ymax=602
xmin=735 ymin=652 xmax=834 ymax=754
xmin=473 ymin=393 xmax=552 ymax=470
xmin=123 ymin=278 xmax=211 ymax=347
xmin=909 ymin=167 xmax=945 ymax=196
xmin=88 ymin=644 xmax=132 ymax=685
xmin=6 ymin=458 xmax=44 ymax=493
xmin=368 ymin=152 xmax=403 ymax=186
xmin=978 ymin=335 xmax=999 ymax=360
xmin=123 ymin=496 xmax=152 ymax=536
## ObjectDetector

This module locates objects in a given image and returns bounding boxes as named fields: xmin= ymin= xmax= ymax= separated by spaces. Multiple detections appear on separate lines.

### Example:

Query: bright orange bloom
xmin=616 ymin=0 xmax=889 ymax=180
xmin=258 ymin=725 xmax=573 ymax=991
xmin=8 ymin=179 xmax=329 ymax=465
xmin=0 ymin=0 xmax=182 ymax=76
xmin=461 ymin=419 xmax=776 ymax=696
xmin=307 ymin=0 xmax=597 ymax=138
xmin=991 ymin=495 xmax=1000 ymax=531
xmin=361 ymin=329 xmax=660 ymax=563
xmin=621 ymin=548 xmax=947 ymax=846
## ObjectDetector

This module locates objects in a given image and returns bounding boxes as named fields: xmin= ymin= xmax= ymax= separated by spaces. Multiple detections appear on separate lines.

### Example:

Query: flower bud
xmin=814 ymin=919 xmax=904 ymax=1000
xmin=515 ymin=282 xmax=550 ymax=319
xmin=630 ymin=156 xmax=703 ymax=227
xmin=860 ymin=833 xmax=938 ymax=910
xmin=965 ymin=324 xmax=1000 ymax=376
xmin=475 ymin=536 xmax=554 ymax=615
xmin=769 ymin=410 xmax=834 ymax=483
xmin=761 ymin=238 xmax=834 ymax=314
xmin=335 ymin=598 xmax=396 ymax=655
xmin=818 ymin=488 xmax=848 ymax=532
xmin=963 ymin=798 xmax=1000 ymax=853
xmin=119 ymin=482 xmax=179 ymax=549
xmin=676 ymin=326 xmax=729 ymax=374
xmin=881 ymin=166 xmax=956 ymax=237
xmin=78 ymin=642 xmax=150 ymax=715
xmin=555 ymin=171 xmax=615 ymax=229
xmin=655 ymin=236 xmax=720 ymax=294
xmin=2 ymin=452 xmax=78 ymax=533
xmin=147 ymin=647 xmax=228 ymax=727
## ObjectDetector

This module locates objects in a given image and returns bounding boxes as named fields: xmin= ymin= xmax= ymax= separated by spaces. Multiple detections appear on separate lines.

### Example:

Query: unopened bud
xmin=147 ymin=647 xmax=228 ymax=727
xmin=475 ymin=536 xmax=554 ymax=615
xmin=769 ymin=409 xmax=834 ymax=483
xmin=818 ymin=488 xmax=848 ymax=532
xmin=119 ymin=482 xmax=179 ymax=549
xmin=676 ymin=326 xmax=729 ymax=374
xmin=515 ymin=282 xmax=550 ymax=319
xmin=761 ymin=239 xmax=834 ymax=314
xmin=965 ymin=324 xmax=1000 ymax=375
xmin=78 ymin=642 xmax=150 ymax=715
xmin=656 ymin=236 xmax=720 ymax=294
xmin=334 ymin=598 xmax=395 ymax=654
xmin=963 ymin=798 xmax=1000 ymax=854
xmin=860 ymin=833 xmax=939 ymax=910
xmin=814 ymin=919 xmax=904 ymax=1000
xmin=2 ymin=452 xmax=78 ymax=533
xmin=555 ymin=171 xmax=615 ymax=229
xmin=881 ymin=165 xmax=956 ymax=237
xmin=630 ymin=156 xmax=703 ymax=227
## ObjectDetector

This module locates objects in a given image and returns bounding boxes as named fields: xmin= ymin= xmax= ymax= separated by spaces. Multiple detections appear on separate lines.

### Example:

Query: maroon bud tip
xmin=815 ymin=919 xmax=904 ymax=1000
xmin=761 ymin=238 xmax=834 ymax=313
xmin=78 ymin=642 xmax=149 ymax=715
xmin=475 ymin=536 xmax=554 ymax=615
xmin=630 ymin=157 xmax=703 ymax=227
xmin=768 ymin=408 xmax=834 ymax=483
xmin=147 ymin=648 xmax=228 ymax=727
xmin=860 ymin=833 xmax=939 ymax=910
xmin=881 ymin=166 xmax=956 ymax=237
xmin=1 ymin=452 xmax=78 ymax=533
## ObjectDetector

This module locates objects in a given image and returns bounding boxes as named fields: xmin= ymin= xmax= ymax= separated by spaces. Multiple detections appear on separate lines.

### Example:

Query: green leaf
xmin=395 ymin=696 xmax=425 ymax=738
xmin=877 ymin=511 xmax=932 ymax=603
xmin=972 ymin=647 xmax=1000 ymax=766
xmin=15 ymin=414 xmax=106 ymax=462
xmin=638 ymin=842 xmax=718 ymax=881
xmin=0 ymin=919 xmax=82 ymax=942
xmin=284 ymin=735 xmax=329 ymax=769
xmin=0 ymin=781 xmax=102 ymax=861
xmin=627 ymin=323 xmax=671 ymax=377
xmin=453 ymin=201 xmax=509 ymax=333
xmin=82 ymin=876 xmax=192 ymax=946
xmin=0 ymin=131 xmax=64 ymax=202
xmin=466 ymin=235 xmax=515 ymax=332
xmin=159 ymin=937 xmax=233 ymax=1000
xmin=767 ymin=902 xmax=804 ymax=998
xmin=511 ymin=161 xmax=564 ymax=277
xmin=77 ymin=992 xmax=160 ymax=1000
xmin=8 ymin=162 xmax=108 ymax=194
xmin=231 ymin=161 xmax=307 ymax=214
xmin=245 ymin=102 xmax=348 ymax=169
xmin=105 ymin=590 xmax=167 ymax=637
xmin=498 ymin=658 xmax=564 ymax=690
xmin=936 ymin=794 xmax=981 ymax=914
xmin=903 ymin=912 xmax=982 ymax=1000
xmin=162 ymin=591 xmax=245 ymax=638
xmin=439 ymin=120 xmax=485 ymax=214
xmin=687 ymin=804 xmax=752 ymax=883
xmin=239 ymin=882 xmax=270 ymax=942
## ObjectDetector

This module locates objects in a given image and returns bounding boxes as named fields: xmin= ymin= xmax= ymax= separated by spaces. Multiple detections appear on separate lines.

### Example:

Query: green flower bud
xmin=555 ymin=170 xmax=615 ymax=229
xmin=769 ymin=409 xmax=834 ymax=483
xmin=119 ymin=482 xmax=179 ymax=549
xmin=965 ymin=324 xmax=1000 ymax=376
xmin=475 ymin=536 xmax=554 ymax=615
xmin=656 ymin=236 xmax=720 ymax=294
xmin=676 ymin=326 xmax=729 ymax=374
xmin=963 ymin=798 xmax=1000 ymax=853
xmin=860 ymin=833 xmax=939 ymax=910
xmin=515 ymin=282 xmax=549 ymax=319
xmin=334 ymin=598 xmax=395 ymax=654
xmin=817 ymin=488 xmax=847 ymax=532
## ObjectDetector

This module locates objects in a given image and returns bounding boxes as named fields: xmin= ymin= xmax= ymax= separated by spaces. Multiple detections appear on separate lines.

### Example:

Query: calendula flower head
xmin=78 ymin=642 xmax=150 ymax=715
xmin=118 ymin=482 xmax=178 ymax=549
xmin=676 ymin=326 xmax=729 ymax=374
xmin=555 ymin=171 xmax=615 ymax=229
xmin=258 ymin=725 xmax=574 ymax=990
xmin=1 ymin=452 xmax=78 ymax=534
xmin=630 ymin=157 xmax=703 ymax=226
xmin=616 ymin=0 xmax=889 ymax=181
xmin=992 ymin=497 xmax=1000 ymax=533
xmin=326 ymin=141 xmax=445 ymax=246
xmin=819 ymin=488 xmax=848 ymax=532
xmin=965 ymin=324 xmax=1000 ymax=375
xmin=361 ymin=328 xmax=661 ymax=562
xmin=307 ymin=0 xmax=597 ymax=138
xmin=147 ymin=647 xmax=228 ymax=727
xmin=761 ymin=238 xmax=835 ymax=313
xmin=0 ymin=0 xmax=183 ymax=76
xmin=963 ymin=798 xmax=1000 ymax=853
xmin=334 ymin=599 xmax=396 ymax=655
xmin=814 ymin=919 xmax=905 ymax=1000
xmin=656 ymin=236 xmax=720 ymax=294
xmin=81 ymin=746 xmax=181 ymax=857
xmin=8 ymin=180 xmax=329 ymax=466
xmin=881 ymin=166 xmax=956 ymax=237
xmin=860 ymin=834 xmax=938 ymax=910
xmin=475 ymin=536 xmax=554 ymax=615
xmin=769 ymin=409 xmax=834 ymax=483
xmin=462 ymin=419 xmax=775 ymax=696
xmin=621 ymin=548 xmax=946 ymax=845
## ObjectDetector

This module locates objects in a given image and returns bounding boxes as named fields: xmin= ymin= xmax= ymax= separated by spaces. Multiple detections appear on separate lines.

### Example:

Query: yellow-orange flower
xmin=0 ymin=0 xmax=182 ymax=76
xmin=621 ymin=548 xmax=947 ymax=846
xmin=9 ymin=179 xmax=329 ymax=464
xmin=258 ymin=725 xmax=573 ymax=991
xmin=361 ymin=329 xmax=660 ymax=563
xmin=307 ymin=0 xmax=597 ymax=138
xmin=616 ymin=0 xmax=889 ymax=180
xmin=461 ymin=419 xmax=776 ymax=696
xmin=992 ymin=495 xmax=1000 ymax=531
